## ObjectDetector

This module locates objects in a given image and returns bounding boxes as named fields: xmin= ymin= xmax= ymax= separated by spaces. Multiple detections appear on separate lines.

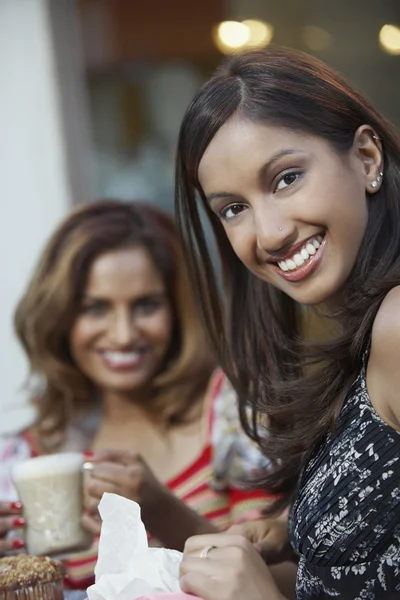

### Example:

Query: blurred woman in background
xmin=0 ymin=200 xmax=270 ymax=588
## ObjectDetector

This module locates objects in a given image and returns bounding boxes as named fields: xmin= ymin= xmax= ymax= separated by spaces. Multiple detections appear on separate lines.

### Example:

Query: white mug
xmin=12 ymin=452 xmax=92 ymax=555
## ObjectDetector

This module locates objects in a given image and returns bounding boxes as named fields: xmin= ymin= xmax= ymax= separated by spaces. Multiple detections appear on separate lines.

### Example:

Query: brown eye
xmin=220 ymin=203 xmax=247 ymax=221
xmin=275 ymin=170 xmax=303 ymax=192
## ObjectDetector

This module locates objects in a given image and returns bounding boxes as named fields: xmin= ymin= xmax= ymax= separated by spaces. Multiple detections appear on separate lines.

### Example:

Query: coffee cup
xmin=12 ymin=452 xmax=92 ymax=555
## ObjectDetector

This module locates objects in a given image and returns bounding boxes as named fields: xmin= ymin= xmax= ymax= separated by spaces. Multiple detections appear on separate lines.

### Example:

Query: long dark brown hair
xmin=15 ymin=200 xmax=215 ymax=451
xmin=175 ymin=46 xmax=400 ymax=513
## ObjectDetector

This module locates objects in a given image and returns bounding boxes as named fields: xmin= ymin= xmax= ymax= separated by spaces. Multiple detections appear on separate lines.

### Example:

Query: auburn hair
xmin=15 ymin=200 xmax=216 ymax=451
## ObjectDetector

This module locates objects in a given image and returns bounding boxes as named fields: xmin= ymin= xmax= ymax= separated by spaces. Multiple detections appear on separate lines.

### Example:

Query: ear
xmin=353 ymin=125 xmax=384 ymax=194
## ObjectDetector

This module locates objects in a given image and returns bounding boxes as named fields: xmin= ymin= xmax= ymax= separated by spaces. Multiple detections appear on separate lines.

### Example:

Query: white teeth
xmin=294 ymin=253 xmax=304 ymax=266
xmin=276 ymin=235 xmax=324 ymax=273
xmin=278 ymin=261 xmax=289 ymax=271
xmin=103 ymin=351 xmax=141 ymax=364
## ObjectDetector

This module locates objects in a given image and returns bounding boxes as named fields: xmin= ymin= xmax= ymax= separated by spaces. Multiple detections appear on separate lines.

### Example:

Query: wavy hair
xmin=15 ymin=200 xmax=216 ymax=451
xmin=175 ymin=46 xmax=400 ymax=513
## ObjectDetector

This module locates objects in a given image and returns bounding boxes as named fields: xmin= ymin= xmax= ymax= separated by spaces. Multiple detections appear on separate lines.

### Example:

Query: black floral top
xmin=289 ymin=359 xmax=400 ymax=599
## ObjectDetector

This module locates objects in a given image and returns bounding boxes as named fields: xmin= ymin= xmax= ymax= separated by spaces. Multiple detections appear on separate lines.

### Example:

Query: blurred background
xmin=1 ymin=0 xmax=399 ymax=431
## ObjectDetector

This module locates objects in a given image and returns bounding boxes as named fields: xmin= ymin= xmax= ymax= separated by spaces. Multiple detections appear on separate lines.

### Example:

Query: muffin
xmin=0 ymin=554 xmax=64 ymax=600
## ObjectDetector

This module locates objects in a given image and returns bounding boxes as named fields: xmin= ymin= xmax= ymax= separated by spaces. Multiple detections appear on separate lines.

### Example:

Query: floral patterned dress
xmin=289 ymin=358 xmax=400 ymax=599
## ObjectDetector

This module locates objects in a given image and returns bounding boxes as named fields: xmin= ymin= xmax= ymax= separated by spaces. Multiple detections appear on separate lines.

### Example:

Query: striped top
xmin=1 ymin=371 xmax=271 ymax=589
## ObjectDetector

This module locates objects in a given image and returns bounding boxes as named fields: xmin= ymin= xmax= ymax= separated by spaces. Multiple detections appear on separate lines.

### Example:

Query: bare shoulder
xmin=367 ymin=286 xmax=400 ymax=429
xmin=371 ymin=285 xmax=400 ymax=340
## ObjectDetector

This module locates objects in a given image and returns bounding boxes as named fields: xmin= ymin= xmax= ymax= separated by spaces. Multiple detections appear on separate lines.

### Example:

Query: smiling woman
xmin=175 ymin=46 xmax=400 ymax=600
xmin=4 ymin=200 xmax=271 ymax=589
xmin=15 ymin=201 xmax=212 ymax=434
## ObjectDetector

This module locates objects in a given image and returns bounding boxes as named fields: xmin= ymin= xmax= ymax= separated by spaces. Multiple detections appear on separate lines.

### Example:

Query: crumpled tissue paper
xmin=86 ymin=493 xmax=201 ymax=600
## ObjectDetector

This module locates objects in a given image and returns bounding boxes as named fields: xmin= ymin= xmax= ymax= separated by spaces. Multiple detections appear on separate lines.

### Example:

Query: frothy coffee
xmin=12 ymin=453 xmax=91 ymax=555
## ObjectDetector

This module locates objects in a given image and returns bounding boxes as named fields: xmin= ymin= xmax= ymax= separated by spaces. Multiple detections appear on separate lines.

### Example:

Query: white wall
xmin=0 ymin=0 xmax=92 ymax=434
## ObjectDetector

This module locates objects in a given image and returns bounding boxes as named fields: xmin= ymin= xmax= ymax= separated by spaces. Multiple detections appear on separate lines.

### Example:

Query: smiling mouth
xmin=99 ymin=349 xmax=149 ymax=370
xmin=272 ymin=234 xmax=326 ymax=283
xmin=277 ymin=235 xmax=323 ymax=272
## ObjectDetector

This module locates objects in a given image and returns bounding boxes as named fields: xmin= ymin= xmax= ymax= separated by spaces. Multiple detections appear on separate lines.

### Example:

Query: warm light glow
xmin=216 ymin=21 xmax=250 ymax=50
xmin=301 ymin=25 xmax=333 ymax=51
xmin=242 ymin=19 xmax=274 ymax=47
xmin=379 ymin=24 xmax=400 ymax=55
xmin=214 ymin=19 xmax=273 ymax=54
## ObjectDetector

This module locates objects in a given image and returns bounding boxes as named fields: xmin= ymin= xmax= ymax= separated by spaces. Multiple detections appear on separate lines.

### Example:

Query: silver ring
xmin=200 ymin=545 xmax=215 ymax=559
xmin=82 ymin=461 xmax=94 ymax=471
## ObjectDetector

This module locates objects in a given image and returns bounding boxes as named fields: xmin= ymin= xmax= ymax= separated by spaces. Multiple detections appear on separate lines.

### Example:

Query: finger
xmin=184 ymin=533 xmax=253 ymax=557
xmin=87 ymin=449 xmax=140 ymax=466
xmin=84 ymin=475 xmax=120 ymax=502
xmin=0 ymin=501 xmax=22 ymax=516
xmin=81 ymin=512 xmax=101 ymax=536
xmin=87 ymin=461 xmax=141 ymax=486
xmin=227 ymin=522 xmax=260 ymax=543
xmin=84 ymin=490 xmax=114 ymax=513
xmin=0 ymin=538 xmax=26 ymax=554
xmin=0 ymin=516 xmax=26 ymax=537
xmin=180 ymin=572 xmax=224 ymax=600
xmin=180 ymin=556 xmax=217 ymax=579
xmin=83 ymin=493 xmax=103 ymax=515
xmin=228 ymin=519 xmax=273 ymax=539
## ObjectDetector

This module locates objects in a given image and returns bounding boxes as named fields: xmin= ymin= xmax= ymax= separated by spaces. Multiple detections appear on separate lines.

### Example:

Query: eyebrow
xmin=82 ymin=291 xmax=166 ymax=302
xmin=205 ymin=148 xmax=304 ymax=203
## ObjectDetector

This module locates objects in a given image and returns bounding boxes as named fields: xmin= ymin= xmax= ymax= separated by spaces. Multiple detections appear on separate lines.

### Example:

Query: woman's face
xmin=198 ymin=118 xmax=377 ymax=306
xmin=70 ymin=246 xmax=173 ymax=393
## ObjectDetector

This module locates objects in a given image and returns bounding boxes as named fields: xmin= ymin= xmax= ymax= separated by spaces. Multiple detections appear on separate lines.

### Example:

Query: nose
xmin=253 ymin=202 xmax=296 ymax=257
xmin=109 ymin=308 xmax=135 ymax=347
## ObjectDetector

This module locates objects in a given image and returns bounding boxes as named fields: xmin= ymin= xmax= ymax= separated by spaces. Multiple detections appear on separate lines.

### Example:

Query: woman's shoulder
xmin=367 ymin=285 xmax=400 ymax=430
xmin=372 ymin=285 xmax=400 ymax=336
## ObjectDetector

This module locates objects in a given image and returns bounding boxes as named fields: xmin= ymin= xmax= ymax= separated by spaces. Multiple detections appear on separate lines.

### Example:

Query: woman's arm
xmin=82 ymin=449 xmax=218 ymax=550
xmin=141 ymin=484 xmax=218 ymax=549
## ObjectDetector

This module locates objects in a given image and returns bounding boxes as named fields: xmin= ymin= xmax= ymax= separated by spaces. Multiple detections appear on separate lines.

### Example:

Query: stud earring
xmin=371 ymin=171 xmax=384 ymax=188
xmin=278 ymin=227 xmax=283 ymax=231
xmin=372 ymin=135 xmax=381 ymax=141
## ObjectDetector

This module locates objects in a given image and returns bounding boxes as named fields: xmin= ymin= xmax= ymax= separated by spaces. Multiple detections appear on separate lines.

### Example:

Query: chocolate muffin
xmin=0 ymin=554 xmax=64 ymax=600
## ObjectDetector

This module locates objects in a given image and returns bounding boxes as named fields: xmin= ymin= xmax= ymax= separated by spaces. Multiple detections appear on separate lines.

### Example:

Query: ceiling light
xmin=215 ymin=21 xmax=250 ymax=54
xmin=379 ymin=24 xmax=400 ymax=55
xmin=242 ymin=19 xmax=274 ymax=47
xmin=214 ymin=19 xmax=274 ymax=55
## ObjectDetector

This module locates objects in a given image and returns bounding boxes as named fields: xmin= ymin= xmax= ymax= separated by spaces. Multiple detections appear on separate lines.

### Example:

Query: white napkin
xmin=87 ymin=493 xmax=182 ymax=600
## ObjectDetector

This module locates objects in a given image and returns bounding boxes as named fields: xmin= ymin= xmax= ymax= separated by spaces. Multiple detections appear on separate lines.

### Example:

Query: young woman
xmin=175 ymin=47 xmax=400 ymax=599
xmin=0 ymin=200 xmax=270 ymax=588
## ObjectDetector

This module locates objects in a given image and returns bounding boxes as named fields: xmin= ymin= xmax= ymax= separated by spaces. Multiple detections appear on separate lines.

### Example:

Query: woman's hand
xmin=228 ymin=514 xmax=293 ymax=565
xmin=0 ymin=501 xmax=25 ymax=554
xmin=180 ymin=533 xmax=286 ymax=600
xmin=82 ymin=449 xmax=164 ymax=535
